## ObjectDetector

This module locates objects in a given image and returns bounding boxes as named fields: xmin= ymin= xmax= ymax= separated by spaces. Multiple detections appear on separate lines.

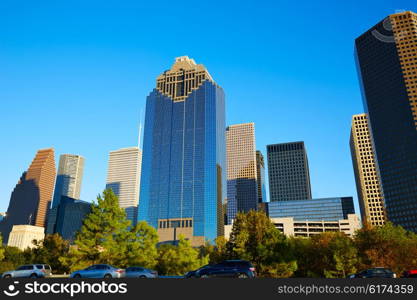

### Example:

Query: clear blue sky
xmin=1 ymin=0 xmax=416 ymax=214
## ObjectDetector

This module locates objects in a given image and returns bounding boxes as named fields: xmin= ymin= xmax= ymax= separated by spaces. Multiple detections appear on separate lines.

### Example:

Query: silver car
xmin=125 ymin=267 xmax=158 ymax=278
xmin=70 ymin=264 xmax=125 ymax=278
xmin=2 ymin=264 xmax=51 ymax=278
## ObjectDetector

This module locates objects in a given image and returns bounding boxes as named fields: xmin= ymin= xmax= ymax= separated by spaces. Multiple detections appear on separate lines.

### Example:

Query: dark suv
xmin=185 ymin=260 xmax=256 ymax=278
xmin=349 ymin=268 xmax=396 ymax=278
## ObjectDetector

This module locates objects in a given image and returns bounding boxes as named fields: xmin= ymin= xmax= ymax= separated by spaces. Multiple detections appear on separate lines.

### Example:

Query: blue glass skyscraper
xmin=138 ymin=56 xmax=226 ymax=246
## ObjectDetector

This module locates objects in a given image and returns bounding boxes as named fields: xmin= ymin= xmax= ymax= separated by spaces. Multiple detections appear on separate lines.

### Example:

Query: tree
xmin=200 ymin=236 xmax=229 ymax=264
xmin=292 ymin=232 xmax=357 ymax=278
xmin=156 ymin=236 xmax=209 ymax=276
xmin=0 ymin=235 xmax=4 ymax=262
xmin=27 ymin=234 xmax=70 ymax=274
xmin=116 ymin=221 xmax=159 ymax=269
xmin=61 ymin=189 xmax=159 ymax=272
xmin=0 ymin=246 xmax=26 ymax=274
xmin=354 ymin=222 xmax=417 ymax=275
xmin=227 ymin=210 xmax=297 ymax=277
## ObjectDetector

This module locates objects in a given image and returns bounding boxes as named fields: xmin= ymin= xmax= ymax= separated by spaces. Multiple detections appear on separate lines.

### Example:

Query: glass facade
xmin=268 ymin=197 xmax=355 ymax=221
xmin=355 ymin=12 xmax=417 ymax=232
xmin=48 ymin=196 xmax=91 ymax=242
xmin=138 ymin=58 xmax=226 ymax=243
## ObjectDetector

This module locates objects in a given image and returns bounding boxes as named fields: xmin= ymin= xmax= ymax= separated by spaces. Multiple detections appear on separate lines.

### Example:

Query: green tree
xmin=227 ymin=210 xmax=297 ymax=277
xmin=26 ymin=234 xmax=70 ymax=274
xmin=0 ymin=246 xmax=26 ymax=274
xmin=200 ymin=236 xmax=229 ymax=264
xmin=0 ymin=235 xmax=5 ymax=261
xmin=116 ymin=221 xmax=159 ymax=269
xmin=156 ymin=236 xmax=209 ymax=276
xmin=61 ymin=189 xmax=159 ymax=272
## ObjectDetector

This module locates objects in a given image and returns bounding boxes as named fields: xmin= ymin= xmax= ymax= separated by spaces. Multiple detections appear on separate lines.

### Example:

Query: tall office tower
xmin=350 ymin=114 xmax=385 ymax=227
xmin=52 ymin=154 xmax=85 ymax=208
xmin=267 ymin=142 xmax=312 ymax=202
xmin=256 ymin=150 xmax=267 ymax=203
xmin=106 ymin=147 xmax=142 ymax=225
xmin=138 ymin=56 xmax=226 ymax=246
xmin=0 ymin=148 xmax=56 ymax=242
xmin=355 ymin=11 xmax=417 ymax=231
xmin=226 ymin=123 xmax=258 ymax=224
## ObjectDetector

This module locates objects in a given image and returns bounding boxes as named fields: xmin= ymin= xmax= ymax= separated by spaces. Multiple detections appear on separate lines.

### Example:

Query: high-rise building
xmin=47 ymin=196 xmax=91 ymax=242
xmin=226 ymin=123 xmax=258 ymax=224
xmin=256 ymin=150 xmax=267 ymax=204
xmin=106 ymin=147 xmax=142 ymax=225
xmin=52 ymin=154 xmax=85 ymax=208
xmin=7 ymin=225 xmax=45 ymax=250
xmin=267 ymin=197 xmax=355 ymax=221
xmin=138 ymin=56 xmax=226 ymax=246
xmin=0 ymin=148 xmax=56 ymax=243
xmin=350 ymin=114 xmax=386 ymax=227
xmin=0 ymin=213 xmax=5 ymax=222
xmin=355 ymin=11 xmax=417 ymax=231
xmin=267 ymin=142 xmax=312 ymax=202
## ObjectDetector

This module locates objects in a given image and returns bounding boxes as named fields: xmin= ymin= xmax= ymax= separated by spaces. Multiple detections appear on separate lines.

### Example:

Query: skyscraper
xmin=256 ymin=150 xmax=267 ymax=204
xmin=106 ymin=147 xmax=142 ymax=224
xmin=52 ymin=154 xmax=85 ymax=208
xmin=355 ymin=11 xmax=417 ymax=231
xmin=350 ymin=114 xmax=385 ymax=227
xmin=267 ymin=142 xmax=312 ymax=202
xmin=226 ymin=123 xmax=258 ymax=224
xmin=0 ymin=148 xmax=56 ymax=242
xmin=138 ymin=56 xmax=226 ymax=246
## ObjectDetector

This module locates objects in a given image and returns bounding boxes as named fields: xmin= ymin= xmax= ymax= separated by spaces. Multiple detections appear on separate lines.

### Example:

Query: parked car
xmin=125 ymin=267 xmax=158 ymax=278
xmin=70 ymin=264 xmax=125 ymax=278
xmin=348 ymin=268 xmax=396 ymax=278
xmin=402 ymin=270 xmax=417 ymax=278
xmin=2 ymin=264 xmax=52 ymax=278
xmin=185 ymin=260 xmax=256 ymax=278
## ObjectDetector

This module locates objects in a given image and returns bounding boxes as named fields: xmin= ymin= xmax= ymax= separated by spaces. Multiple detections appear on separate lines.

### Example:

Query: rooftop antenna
xmin=138 ymin=108 xmax=144 ymax=149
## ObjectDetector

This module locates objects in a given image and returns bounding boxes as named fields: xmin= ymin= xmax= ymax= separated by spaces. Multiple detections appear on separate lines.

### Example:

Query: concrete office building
xmin=270 ymin=214 xmax=361 ymax=238
xmin=350 ymin=114 xmax=385 ymax=226
xmin=267 ymin=142 xmax=312 ymax=202
xmin=226 ymin=123 xmax=258 ymax=224
xmin=106 ymin=147 xmax=142 ymax=225
xmin=138 ymin=56 xmax=226 ymax=246
xmin=7 ymin=225 xmax=45 ymax=250
xmin=355 ymin=11 xmax=417 ymax=231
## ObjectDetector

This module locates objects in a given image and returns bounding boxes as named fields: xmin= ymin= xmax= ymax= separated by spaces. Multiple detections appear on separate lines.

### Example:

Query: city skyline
xmin=2 ymin=1 xmax=417 ymax=216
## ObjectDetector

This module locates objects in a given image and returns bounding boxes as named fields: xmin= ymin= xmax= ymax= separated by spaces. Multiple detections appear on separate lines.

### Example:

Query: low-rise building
xmin=270 ymin=214 xmax=361 ymax=237
xmin=7 ymin=225 xmax=45 ymax=250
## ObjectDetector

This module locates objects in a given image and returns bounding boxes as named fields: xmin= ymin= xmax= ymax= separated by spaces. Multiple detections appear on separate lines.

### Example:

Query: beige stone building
xmin=7 ymin=225 xmax=45 ymax=250
xmin=226 ymin=123 xmax=258 ymax=224
xmin=350 ymin=114 xmax=385 ymax=227
xmin=106 ymin=147 xmax=142 ymax=225
xmin=270 ymin=214 xmax=362 ymax=237
xmin=224 ymin=215 xmax=361 ymax=239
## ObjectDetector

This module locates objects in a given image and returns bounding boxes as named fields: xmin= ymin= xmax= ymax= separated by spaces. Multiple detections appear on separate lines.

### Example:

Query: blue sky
xmin=0 ymin=0 xmax=416 ymax=214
